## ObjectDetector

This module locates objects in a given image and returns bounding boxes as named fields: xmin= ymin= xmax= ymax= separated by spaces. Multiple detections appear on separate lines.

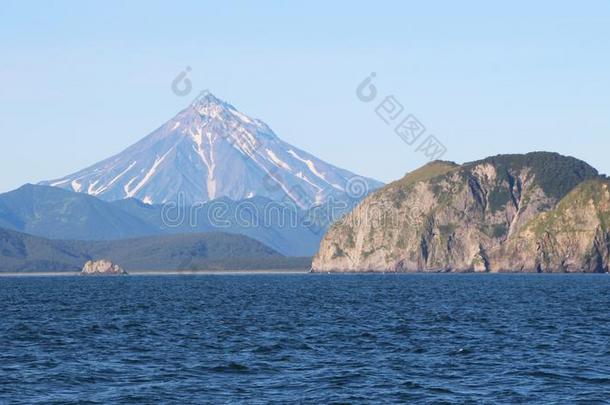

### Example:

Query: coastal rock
xmin=312 ymin=152 xmax=610 ymax=273
xmin=81 ymin=259 xmax=127 ymax=275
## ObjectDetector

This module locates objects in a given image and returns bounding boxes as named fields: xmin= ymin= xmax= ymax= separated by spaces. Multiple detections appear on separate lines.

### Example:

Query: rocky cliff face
xmin=312 ymin=152 xmax=609 ymax=273
xmin=491 ymin=180 xmax=610 ymax=272
xmin=81 ymin=259 xmax=127 ymax=275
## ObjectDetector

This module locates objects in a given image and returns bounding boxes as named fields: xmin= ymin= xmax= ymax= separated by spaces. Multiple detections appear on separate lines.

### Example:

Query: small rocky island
xmin=81 ymin=259 xmax=127 ymax=275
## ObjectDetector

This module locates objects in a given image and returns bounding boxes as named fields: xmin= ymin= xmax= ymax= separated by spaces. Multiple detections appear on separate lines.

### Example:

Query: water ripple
xmin=0 ymin=274 xmax=609 ymax=403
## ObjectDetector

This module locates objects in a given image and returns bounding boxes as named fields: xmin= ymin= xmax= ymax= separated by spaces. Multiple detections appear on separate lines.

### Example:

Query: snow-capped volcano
xmin=41 ymin=92 xmax=382 ymax=207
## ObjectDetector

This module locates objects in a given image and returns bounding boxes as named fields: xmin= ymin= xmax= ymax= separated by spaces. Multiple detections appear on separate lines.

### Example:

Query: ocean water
xmin=1 ymin=274 xmax=609 ymax=404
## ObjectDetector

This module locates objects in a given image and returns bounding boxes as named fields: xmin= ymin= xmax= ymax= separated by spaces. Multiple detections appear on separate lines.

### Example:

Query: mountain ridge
xmin=40 ymin=92 xmax=382 ymax=207
xmin=0 ymin=183 xmax=157 ymax=240
xmin=0 ymin=227 xmax=310 ymax=273
xmin=0 ymin=183 xmax=329 ymax=256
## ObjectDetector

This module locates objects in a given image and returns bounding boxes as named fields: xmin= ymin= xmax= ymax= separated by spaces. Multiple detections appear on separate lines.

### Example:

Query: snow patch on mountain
xmin=266 ymin=149 xmax=292 ymax=171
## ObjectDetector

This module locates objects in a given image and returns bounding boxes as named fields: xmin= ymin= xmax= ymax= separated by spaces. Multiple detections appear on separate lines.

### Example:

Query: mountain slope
xmin=0 ymin=227 xmax=90 ymax=272
xmin=111 ymin=195 xmax=326 ymax=256
xmin=41 ymin=92 xmax=382 ymax=207
xmin=0 ymin=184 xmax=328 ymax=256
xmin=312 ymin=152 xmax=606 ymax=272
xmin=0 ymin=184 xmax=157 ymax=240
xmin=0 ymin=227 xmax=309 ymax=273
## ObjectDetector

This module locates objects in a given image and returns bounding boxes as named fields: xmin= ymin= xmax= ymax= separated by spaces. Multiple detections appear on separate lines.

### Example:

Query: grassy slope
xmin=521 ymin=179 xmax=610 ymax=238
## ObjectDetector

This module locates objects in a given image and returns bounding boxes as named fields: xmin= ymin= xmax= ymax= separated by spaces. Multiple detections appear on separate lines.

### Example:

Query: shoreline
xmin=0 ymin=269 xmax=310 ymax=277
xmin=1 ymin=270 xmax=608 ymax=277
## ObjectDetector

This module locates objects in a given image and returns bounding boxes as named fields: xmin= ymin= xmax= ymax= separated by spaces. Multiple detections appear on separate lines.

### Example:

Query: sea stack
xmin=81 ymin=259 xmax=127 ymax=275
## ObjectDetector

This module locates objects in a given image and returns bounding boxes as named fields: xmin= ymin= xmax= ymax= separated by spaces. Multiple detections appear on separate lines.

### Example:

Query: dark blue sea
xmin=1 ymin=274 xmax=609 ymax=404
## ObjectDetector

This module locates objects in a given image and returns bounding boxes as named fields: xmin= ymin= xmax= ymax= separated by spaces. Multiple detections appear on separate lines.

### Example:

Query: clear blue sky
xmin=1 ymin=0 xmax=609 ymax=192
